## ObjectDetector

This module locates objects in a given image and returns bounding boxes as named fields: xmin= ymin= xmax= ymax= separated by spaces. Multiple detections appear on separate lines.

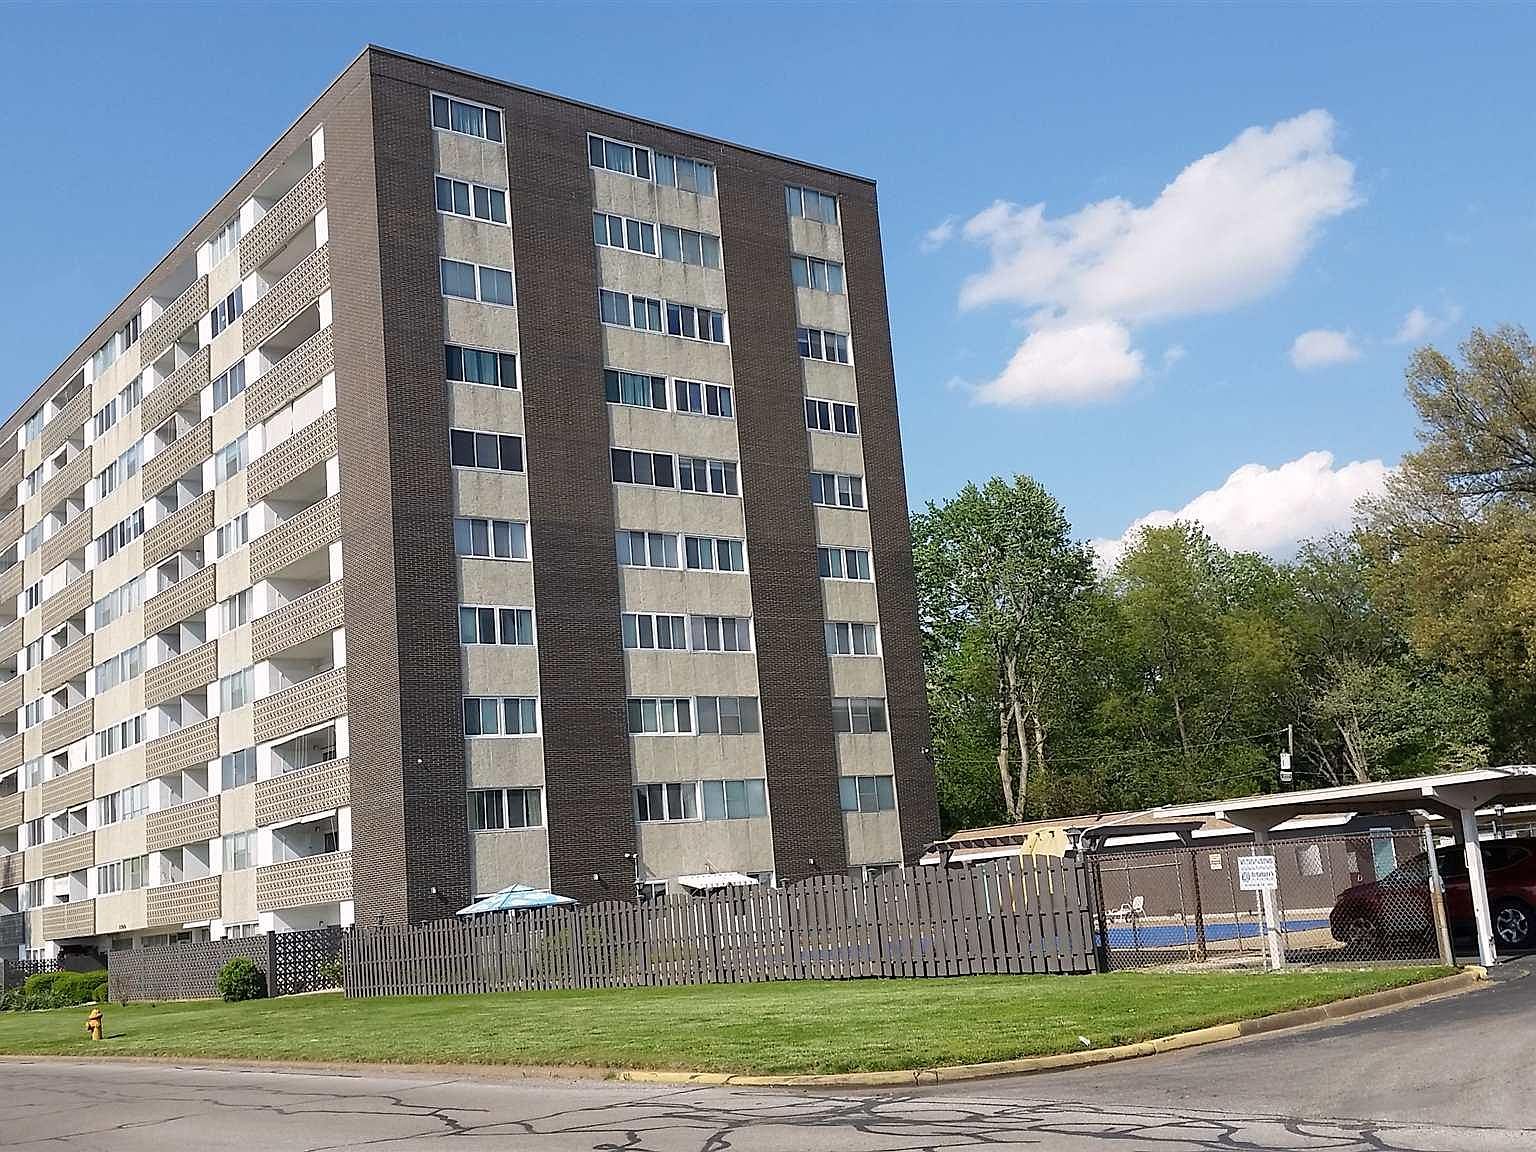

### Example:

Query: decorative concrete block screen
xmin=106 ymin=928 xmax=346 ymax=1001
xmin=343 ymin=858 xmax=1095 ymax=998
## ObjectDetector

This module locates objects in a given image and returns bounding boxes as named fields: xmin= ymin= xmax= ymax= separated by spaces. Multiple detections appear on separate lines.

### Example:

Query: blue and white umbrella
xmin=456 ymin=884 xmax=576 ymax=916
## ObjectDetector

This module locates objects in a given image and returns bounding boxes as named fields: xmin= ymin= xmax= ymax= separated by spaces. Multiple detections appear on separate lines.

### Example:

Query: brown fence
xmin=1088 ymin=830 xmax=1448 ymax=969
xmin=344 ymin=859 xmax=1094 ymax=997
xmin=107 ymin=927 xmax=346 ymax=1001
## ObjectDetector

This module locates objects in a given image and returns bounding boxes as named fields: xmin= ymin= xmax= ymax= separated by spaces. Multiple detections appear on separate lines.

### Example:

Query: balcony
xmin=142 ymin=490 xmax=214 ymax=568
xmin=36 ymin=450 xmax=93 ymax=516
xmin=255 ymin=849 xmax=350 ymax=913
xmin=40 ymin=700 xmax=93 ymax=754
xmin=247 ymin=326 xmax=334 ymax=427
xmin=248 ymin=411 xmax=337 ymax=505
xmin=0 ymin=911 xmax=22 ymax=948
xmin=0 ymin=619 xmax=20 ymax=663
xmin=0 ymin=565 xmax=20 ymax=610
xmin=142 ymin=417 xmax=212 ymax=497
xmin=141 ymin=346 xmax=211 ymax=433
xmin=0 ymin=791 xmax=21 ymax=831
xmin=38 ymin=510 xmax=93 ymax=575
xmin=37 ymin=388 xmax=91 ymax=461
xmin=0 ymin=850 xmax=19 ymax=890
xmin=146 ymin=716 xmax=219 ymax=780
xmin=145 ymin=795 xmax=220 ymax=854
xmin=38 ymin=765 xmax=94 ymax=814
xmin=144 ymin=640 xmax=218 ymax=710
xmin=241 ymin=161 xmax=326 ymax=279
xmin=253 ymin=666 xmax=346 ymax=744
xmin=141 ymin=277 xmax=209 ymax=366
xmin=0 ymin=734 xmax=21 ymax=775
xmin=143 ymin=566 xmax=216 ymax=637
xmin=39 ymin=899 xmax=95 ymax=941
xmin=38 ymin=831 xmax=94 ymax=878
xmin=254 ymin=756 xmax=349 ymax=827
xmin=40 ymin=572 xmax=95 ymax=635
xmin=250 ymin=493 xmax=340 ymax=583
xmin=252 ymin=581 xmax=344 ymax=664
xmin=0 ymin=674 xmax=21 ymax=717
xmin=36 ymin=635 xmax=93 ymax=696
xmin=144 ymin=874 xmax=221 ymax=928
xmin=0 ymin=507 xmax=22 ymax=556
xmin=244 ymin=244 xmax=329 ymax=354
xmin=0 ymin=451 xmax=23 ymax=499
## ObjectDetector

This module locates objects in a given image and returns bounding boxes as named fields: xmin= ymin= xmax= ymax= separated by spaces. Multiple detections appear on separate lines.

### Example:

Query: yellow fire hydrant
xmin=85 ymin=1008 xmax=103 ymax=1041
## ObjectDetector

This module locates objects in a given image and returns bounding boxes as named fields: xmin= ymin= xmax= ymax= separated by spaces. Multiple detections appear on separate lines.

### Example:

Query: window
xmin=93 ymin=575 xmax=145 ymax=629
xmin=23 ymin=818 xmax=44 ymax=850
xmin=811 ymin=471 xmax=864 ymax=509
xmin=97 ymin=856 xmax=148 ymax=895
xmin=684 ymin=535 xmax=745 ymax=572
xmin=588 ymin=133 xmax=651 ymax=179
xmin=626 ymin=697 xmax=693 ymax=735
xmin=656 ymin=152 xmax=716 ymax=196
xmin=678 ymin=456 xmax=739 ymax=497
xmin=462 ymin=696 xmax=539 ymax=736
xmin=593 ymin=212 xmax=657 ymax=255
xmin=96 ymin=715 xmax=145 ymax=759
xmin=207 ymin=214 xmax=242 ymax=266
xmin=832 ymin=696 xmax=888 ymax=734
xmin=616 ymin=529 xmax=678 ymax=569
xmin=219 ymin=589 xmax=251 ymax=632
xmin=96 ymin=509 xmax=145 ymax=563
xmin=215 ymin=433 xmax=248 ymax=482
xmin=93 ymin=643 xmax=144 ymax=693
xmin=790 ymin=254 xmax=845 ymax=294
xmin=621 ymin=613 xmax=688 ymax=651
xmin=454 ymin=517 xmax=529 ymax=560
xmin=659 ymin=225 xmax=722 ymax=269
xmin=673 ymin=379 xmax=733 ymax=417
xmin=805 ymin=398 xmax=858 ymax=435
xmin=223 ymin=832 xmax=255 ymax=871
xmin=818 ymin=545 xmax=871 ymax=580
xmin=215 ymin=512 xmax=250 ymax=558
xmin=440 ymin=258 xmax=477 ymax=300
xmin=435 ymin=176 xmax=508 ymax=223
xmin=23 ymin=582 xmax=41 ymax=612
xmin=610 ymin=447 xmax=675 ymax=489
xmin=21 ymin=408 xmax=44 ymax=445
xmin=97 ymin=784 xmax=145 ymax=826
xmin=209 ymin=287 xmax=244 ymax=337
xmin=446 ymin=344 xmax=518 ymax=389
xmin=119 ymin=374 xmax=144 ymax=415
xmin=665 ymin=302 xmax=727 ymax=343
xmin=697 ymin=695 xmax=761 ymax=735
xmin=431 ymin=93 xmax=503 ymax=142
xmin=634 ymin=782 xmax=698 ymax=823
xmin=458 ymin=605 xmax=535 ymax=646
xmin=221 ymin=748 xmax=256 ymax=790
xmin=604 ymin=369 xmax=668 ymax=410
xmin=225 ymin=922 xmax=262 ymax=939
xmin=839 ymin=774 xmax=897 ymax=813
xmin=93 ymin=398 xmax=118 ymax=438
xmin=22 ymin=463 xmax=43 ymax=500
xmin=212 ymin=361 xmax=247 ymax=410
xmin=689 ymin=615 xmax=752 ymax=653
xmin=95 ymin=442 xmax=140 ymax=500
xmin=599 ymin=289 xmax=664 ymax=332
xmin=219 ymin=668 xmax=253 ymax=711
xmin=797 ymin=326 xmax=851 ymax=363
xmin=450 ymin=429 xmax=524 ymax=472
xmin=786 ymin=184 xmax=840 ymax=225
xmin=701 ymin=778 xmax=768 ymax=820
xmin=825 ymin=621 xmax=879 ymax=656
xmin=440 ymin=260 xmax=514 ymax=306
xmin=469 ymin=787 xmax=544 ymax=831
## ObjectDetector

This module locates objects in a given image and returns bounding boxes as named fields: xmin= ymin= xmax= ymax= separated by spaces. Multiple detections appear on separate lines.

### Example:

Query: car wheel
xmin=1494 ymin=899 xmax=1533 ymax=948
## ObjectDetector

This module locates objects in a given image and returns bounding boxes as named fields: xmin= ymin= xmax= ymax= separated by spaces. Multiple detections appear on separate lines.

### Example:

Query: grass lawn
xmin=0 ymin=968 xmax=1450 ymax=1075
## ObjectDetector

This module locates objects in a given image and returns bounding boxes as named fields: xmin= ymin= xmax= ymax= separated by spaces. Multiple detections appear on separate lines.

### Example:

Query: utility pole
xmin=1278 ymin=725 xmax=1294 ymax=788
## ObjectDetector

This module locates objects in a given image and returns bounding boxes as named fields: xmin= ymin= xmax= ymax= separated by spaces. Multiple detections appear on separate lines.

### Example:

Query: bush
xmin=3 ymin=969 xmax=106 ymax=1011
xmin=21 ymin=971 xmax=64 ymax=997
xmin=52 ymin=971 xmax=108 ymax=1005
xmin=216 ymin=957 xmax=267 ymax=1002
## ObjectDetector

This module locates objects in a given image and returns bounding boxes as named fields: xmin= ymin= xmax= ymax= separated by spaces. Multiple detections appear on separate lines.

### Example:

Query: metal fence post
xmin=1424 ymin=825 xmax=1455 ymax=966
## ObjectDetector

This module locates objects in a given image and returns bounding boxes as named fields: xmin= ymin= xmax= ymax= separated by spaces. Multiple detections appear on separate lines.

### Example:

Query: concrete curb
xmin=0 ymin=969 xmax=1486 ymax=1089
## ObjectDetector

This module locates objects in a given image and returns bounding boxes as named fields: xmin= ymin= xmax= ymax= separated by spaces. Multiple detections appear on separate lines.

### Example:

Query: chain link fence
xmin=1087 ymin=830 xmax=1453 ymax=970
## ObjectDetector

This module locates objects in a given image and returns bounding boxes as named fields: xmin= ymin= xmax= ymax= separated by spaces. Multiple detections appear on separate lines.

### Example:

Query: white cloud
xmin=972 ymin=320 xmax=1144 ymax=406
xmin=1290 ymin=328 xmax=1361 ymax=370
xmin=921 ymin=216 xmax=957 ymax=252
xmin=1392 ymin=304 xmax=1461 ymax=345
xmin=956 ymin=110 xmax=1358 ymax=407
xmin=1092 ymin=450 xmax=1390 ymax=569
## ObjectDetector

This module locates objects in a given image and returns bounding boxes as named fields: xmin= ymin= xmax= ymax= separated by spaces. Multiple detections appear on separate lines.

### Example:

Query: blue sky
xmin=2 ymin=3 xmax=1530 ymax=557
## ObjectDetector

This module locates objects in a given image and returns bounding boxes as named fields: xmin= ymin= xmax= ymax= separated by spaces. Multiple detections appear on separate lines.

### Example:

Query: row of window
xmin=587 ymin=133 xmax=717 ymax=196
xmin=627 ymin=694 xmax=760 ymax=736
xmin=459 ymin=605 xmax=535 ymax=646
xmin=621 ymin=612 xmax=752 ymax=653
xmin=790 ymin=254 xmax=845 ymax=294
xmin=797 ymin=325 xmax=851 ymax=364
xmin=610 ymin=448 xmax=740 ymax=496
xmin=616 ymin=530 xmax=745 ymax=573
xmin=435 ymin=175 xmax=508 ymax=224
xmin=450 ymin=428 xmax=524 ymax=473
xmin=441 ymin=259 xmax=515 ymax=306
xmin=599 ymin=289 xmax=727 ymax=343
xmin=594 ymin=212 xmax=724 ymax=270
xmin=805 ymin=398 xmax=858 ymax=435
xmin=635 ymin=778 xmax=768 ymax=823
xmin=605 ymin=369 xmax=733 ymax=418
xmin=811 ymin=471 xmax=865 ymax=509
xmin=447 ymin=344 xmax=519 ymax=389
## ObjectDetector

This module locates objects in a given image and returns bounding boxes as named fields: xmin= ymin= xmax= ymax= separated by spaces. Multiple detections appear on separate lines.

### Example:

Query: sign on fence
xmin=343 ymin=858 xmax=1096 ymax=998
xmin=1237 ymin=854 xmax=1278 ymax=891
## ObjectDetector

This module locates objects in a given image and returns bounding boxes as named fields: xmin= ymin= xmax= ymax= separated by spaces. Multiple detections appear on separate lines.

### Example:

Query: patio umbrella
xmin=456 ymin=884 xmax=576 ymax=916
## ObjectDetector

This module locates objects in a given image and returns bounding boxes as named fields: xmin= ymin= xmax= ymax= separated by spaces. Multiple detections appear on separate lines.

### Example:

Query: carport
xmin=1121 ymin=767 xmax=1536 ymax=966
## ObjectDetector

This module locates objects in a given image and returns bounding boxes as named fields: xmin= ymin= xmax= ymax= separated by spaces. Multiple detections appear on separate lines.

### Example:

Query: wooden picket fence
xmin=343 ymin=857 xmax=1094 ymax=997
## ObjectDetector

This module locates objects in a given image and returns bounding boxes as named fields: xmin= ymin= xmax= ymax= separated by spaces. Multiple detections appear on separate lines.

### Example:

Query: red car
xmin=1329 ymin=838 xmax=1535 ymax=950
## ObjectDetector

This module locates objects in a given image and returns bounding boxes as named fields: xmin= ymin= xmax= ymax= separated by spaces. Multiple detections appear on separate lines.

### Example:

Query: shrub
xmin=21 ymin=971 xmax=64 ymax=997
xmin=216 ymin=956 xmax=268 ymax=1002
xmin=51 ymin=971 xmax=107 ymax=1005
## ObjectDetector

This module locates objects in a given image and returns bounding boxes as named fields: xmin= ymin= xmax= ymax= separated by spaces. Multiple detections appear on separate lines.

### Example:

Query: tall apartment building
xmin=0 ymin=47 xmax=937 ymax=961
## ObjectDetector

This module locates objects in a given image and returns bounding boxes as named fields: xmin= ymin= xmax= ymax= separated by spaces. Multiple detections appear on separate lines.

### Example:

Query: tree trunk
xmin=996 ymin=690 xmax=1016 ymax=820
xmin=1004 ymin=654 xmax=1031 ymax=820
xmin=1031 ymin=712 xmax=1049 ymax=816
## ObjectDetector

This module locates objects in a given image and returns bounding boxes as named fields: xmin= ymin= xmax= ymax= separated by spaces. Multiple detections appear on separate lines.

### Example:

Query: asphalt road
xmin=2 ymin=966 xmax=1531 ymax=1152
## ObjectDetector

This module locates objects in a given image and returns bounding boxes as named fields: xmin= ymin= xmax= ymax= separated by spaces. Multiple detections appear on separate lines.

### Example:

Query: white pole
xmin=1253 ymin=831 xmax=1285 ymax=971
xmin=1423 ymin=825 xmax=1454 ymax=967
xmin=1459 ymin=805 xmax=1498 ymax=967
